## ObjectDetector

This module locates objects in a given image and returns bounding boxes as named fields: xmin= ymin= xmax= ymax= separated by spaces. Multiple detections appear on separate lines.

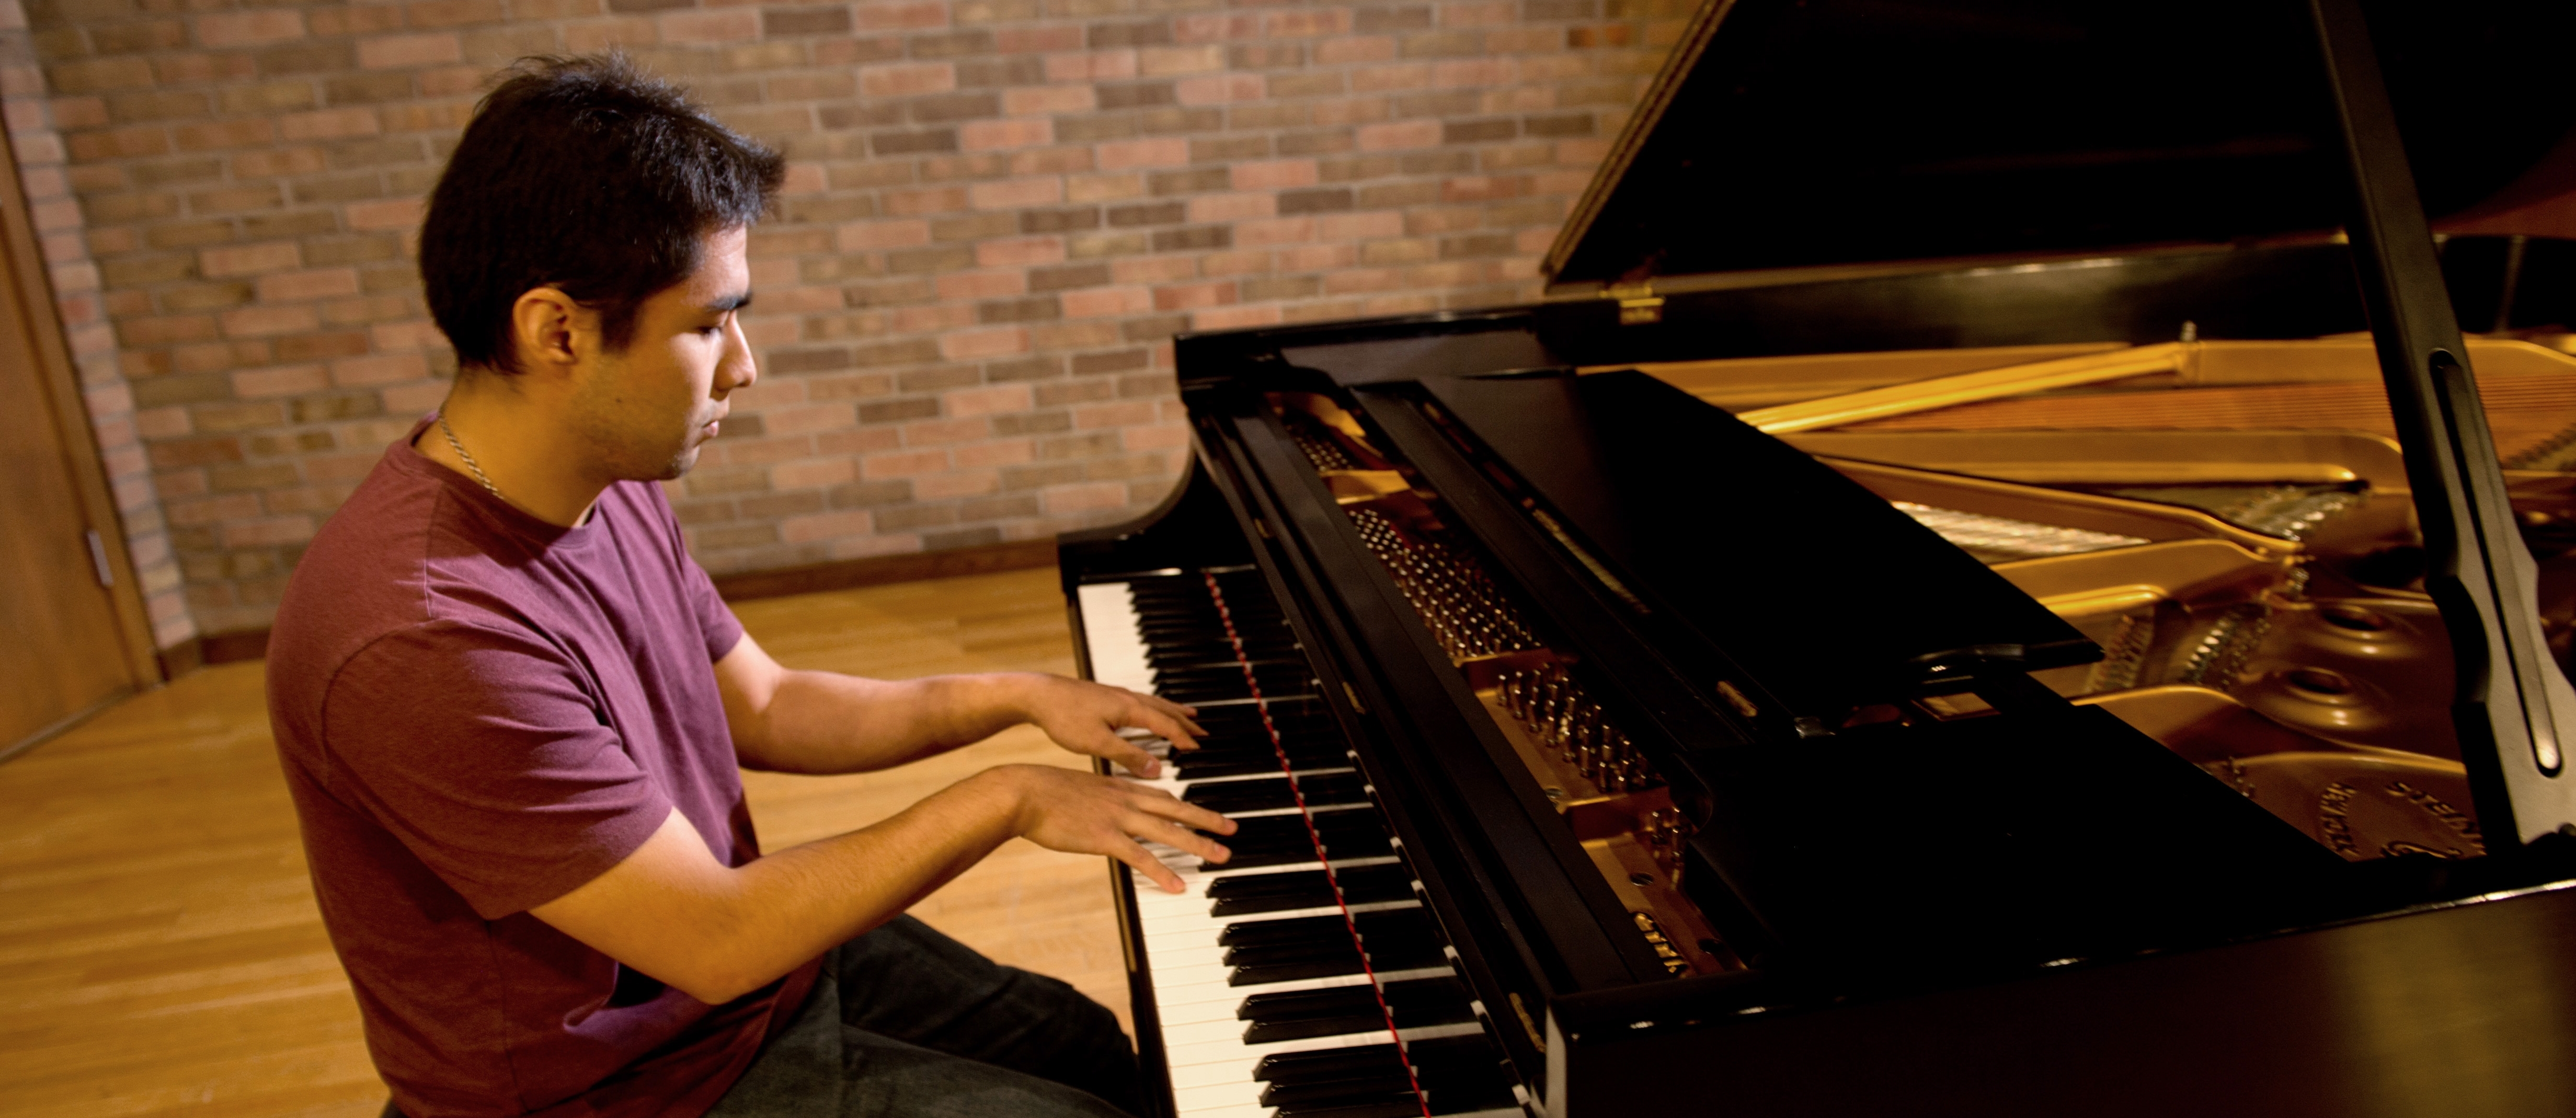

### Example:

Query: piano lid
xmin=1413 ymin=369 xmax=2094 ymax=716
xmin=1544 ymin=0 xmax=2576 ymax=295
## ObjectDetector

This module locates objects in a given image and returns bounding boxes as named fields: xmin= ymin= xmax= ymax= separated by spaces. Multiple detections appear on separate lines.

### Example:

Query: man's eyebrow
xmin=705 ymin=290 xmax=752 ymax=314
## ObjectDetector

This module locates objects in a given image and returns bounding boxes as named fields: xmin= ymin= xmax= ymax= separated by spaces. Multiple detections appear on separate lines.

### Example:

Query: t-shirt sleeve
xmin=319 ymin=621 xmax=675 ymax=919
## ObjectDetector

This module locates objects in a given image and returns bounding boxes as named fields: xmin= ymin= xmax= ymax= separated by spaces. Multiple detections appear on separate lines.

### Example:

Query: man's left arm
xmin=712 ymin=632 xmax=1204 ymax=777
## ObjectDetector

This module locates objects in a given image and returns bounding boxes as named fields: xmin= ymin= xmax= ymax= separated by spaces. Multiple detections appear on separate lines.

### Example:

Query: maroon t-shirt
xmin=267 ymin=419 xmax=819 ymax=1117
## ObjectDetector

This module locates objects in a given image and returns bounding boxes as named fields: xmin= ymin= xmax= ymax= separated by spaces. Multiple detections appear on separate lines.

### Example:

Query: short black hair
xmin=419 ymin=53 xmax=785 ymax=374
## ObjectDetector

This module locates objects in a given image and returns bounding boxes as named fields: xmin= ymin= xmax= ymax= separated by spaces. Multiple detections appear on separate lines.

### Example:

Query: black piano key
xmin=1239 ymin=977 xmax=1472 ymax=1043
xmin=1254 ymin=1043 xmax=1407 ymax=1085
xmin=1219 ymin=912 xmax=1357 ymax=948
xmin=1271 ymin=1101 xmax=1424 ymax=1118
xmin=1207 ymin=809 xmax=1391 ymax=868
xmin=1183 ymin=773 xmax=1367 ymax=814
xmin=1223 ymin=912 xmax=1442 ymax=984
xmin=1206 ymin=864 xmax=1413 ymax=916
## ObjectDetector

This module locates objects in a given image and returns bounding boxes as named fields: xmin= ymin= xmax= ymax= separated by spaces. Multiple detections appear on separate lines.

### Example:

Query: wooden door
xmin=0 ymin=286 xmax=134 ymax=749
xmin=0 ymin=151 xmax=151 ymax=755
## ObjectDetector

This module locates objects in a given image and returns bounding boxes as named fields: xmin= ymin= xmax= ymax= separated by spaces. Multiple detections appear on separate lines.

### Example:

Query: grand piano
xmin=1057 ymin=1 xmax=2576 ymax=1114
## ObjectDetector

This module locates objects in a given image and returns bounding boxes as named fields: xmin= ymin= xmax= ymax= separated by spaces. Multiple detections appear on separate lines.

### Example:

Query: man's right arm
xmin=528 ymin=764 xmax=1233 ymax=1005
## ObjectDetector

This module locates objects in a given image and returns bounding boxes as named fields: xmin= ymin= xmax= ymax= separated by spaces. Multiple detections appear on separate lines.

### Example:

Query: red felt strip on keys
xmin=1200 ymin=571 xmax=1434 ymax=1118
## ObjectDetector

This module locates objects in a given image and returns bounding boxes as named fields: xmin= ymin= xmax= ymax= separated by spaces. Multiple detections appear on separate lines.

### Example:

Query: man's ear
xmin=508 ymin=287 xmax=588 ymax=374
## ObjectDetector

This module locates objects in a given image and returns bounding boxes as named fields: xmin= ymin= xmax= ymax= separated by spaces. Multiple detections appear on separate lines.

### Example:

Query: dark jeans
xmin=706 ymin=916 xmax=1140 ymax=1117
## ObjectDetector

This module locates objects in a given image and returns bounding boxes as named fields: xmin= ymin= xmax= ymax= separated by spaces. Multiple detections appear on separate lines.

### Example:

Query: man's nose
xmin=718 ymin=317 xmax=757 ymax=393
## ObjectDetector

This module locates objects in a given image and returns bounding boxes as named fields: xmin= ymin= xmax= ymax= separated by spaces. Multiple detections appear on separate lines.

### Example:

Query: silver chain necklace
xmin=436 ymin=413 xmax=504 ymax=502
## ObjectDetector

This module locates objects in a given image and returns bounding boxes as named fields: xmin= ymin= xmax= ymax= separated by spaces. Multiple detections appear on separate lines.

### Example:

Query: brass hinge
xmin=1606 ymin=281 xmax=1663 ymax=326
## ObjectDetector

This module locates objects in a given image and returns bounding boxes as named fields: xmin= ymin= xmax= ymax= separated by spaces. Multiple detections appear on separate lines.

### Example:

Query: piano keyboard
xmin=1077 ymin=570 xmax=1525 ymax=1118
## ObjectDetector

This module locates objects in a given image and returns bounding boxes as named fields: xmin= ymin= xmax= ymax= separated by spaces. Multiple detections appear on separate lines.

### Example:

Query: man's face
xmin=569 ymin=225 xmax=755 ymax=482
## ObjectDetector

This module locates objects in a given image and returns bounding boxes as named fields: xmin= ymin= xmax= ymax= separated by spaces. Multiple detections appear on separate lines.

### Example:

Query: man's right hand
xmin=992 ymin=764 xmax=1236 ymax=893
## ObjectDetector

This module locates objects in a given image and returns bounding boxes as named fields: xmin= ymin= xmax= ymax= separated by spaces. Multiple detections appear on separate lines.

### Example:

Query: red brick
xmin=1193 ymin=305 xmax=1285 ymax=330
xmin=1317 ymin=211 xmax=1405 ymax=239
xmin=1138 ymin=45 xmax=1224 ymax=76
xmin=231 ymin=364 xmax=330 ymax=398
xmin=884 ymin=187 xmax=969 ymax=215
xmin=960 ymin=119 xmax=1050 ymax=151
xmin=332 ymin=353 xmax=429 ymax=386
xmin=861 ymin=62 xmax=955 ymax=98
xmin=348 ymin=198 xmax=426 ymax=230
xmin=1040 ymin=482 xmax=1126 ymax=514
xmin=1354 ymin=64 xmax=1434 ymax=94
xmin=853 ymin=1 xmax=947 ymax=30
xmin=1062 ymin=286 xmax=1152 ymax=318
xmin=891 ymin=304 xmax=977 ymax=333
xmin=360 ymin=33 xmax=464 ymax=70
xmin=1230 ymin=159 xmax=1318 ymax=191
xmin=861 ymin=449 xmax=951 ymax=479
xmin=771 ymin=458 xmax=857 ymax=489
xmin=194 ymin=10 xmax=304 ymax=47
xmin=1173 ymin=14 xmax=1259 ymax=41
xmin=1268 ymin=9 xmax=1352 ymax=36
xmin=955 ymin=439 xmax=1035 ymax=468
xmin=280 ymin=108 xmax=381 ymax=142
xmin=1003 ymin=85 xmax=1095 ymax=116
xmin=943 ymin=384 xmax=1032 ymax=416
xmin=1073 ymin=400 xmax=1156 ymax=428
xmin=1186 ymin=192 xmax=1274 ymax=223
xmin=938 ymin=326 xmax=1029 ymax=360
xmin=968 ymin=177 xmax=1062 ymax=209
xmin=1356 ymin=120 xmax=1441 ymax=151
xmin=974 ymin=237 xmax=1062 ymax=268
xmin=995 ymin=26 xmax=1083 ymax=53
xmin=835 ymin=217 xmax=925 ymax=249
xmin=256 ymin=268 xmax=361 ymax=303
xmin=934 ymin=271 xmax=1025 ymax=300
xmin=1153 ymin=281 xmax=1234 ymax=311
xmin=1235 ymin=217 xmax=1318 ymax=246
xmin=1112 ymin=256 xmax=1196 ymax=284
xmin=200 ymin=242 xmax=301 ymax=279
xmin=661 ymin=9 xmax=761 ymax=43
xmin=903 ymin=417 xmax=988 ymax=444
xmin=1096 ymin=137 xmax=1187 ymax=170
xmin=912 ymin=469 xmax=999 ymax=499
xmin=1435 ymin=59 xmax=1516 ymax=87
xmin=1044 ymin=50 xmax=1136 ymax=82
xmin=1441 ymin=2 xmax=1518 ymax=27
xmin=1174 ymin=74 xmax=1266 ymax=106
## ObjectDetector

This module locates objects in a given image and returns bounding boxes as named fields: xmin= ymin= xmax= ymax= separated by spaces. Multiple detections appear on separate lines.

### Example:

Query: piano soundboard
xmin=1075 ymin=571 xmax=1526 ymax=1118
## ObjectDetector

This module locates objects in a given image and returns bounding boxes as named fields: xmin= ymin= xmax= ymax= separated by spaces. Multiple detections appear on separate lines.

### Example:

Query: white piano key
xmin=1075 ymin=581 xmax=1155 ymax=694
xmin=1170 ymin=1078 xmax=1270 ymax=1116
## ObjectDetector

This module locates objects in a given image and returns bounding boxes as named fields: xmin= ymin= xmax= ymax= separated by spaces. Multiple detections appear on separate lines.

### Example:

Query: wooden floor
xmin=0 ymin=567 xmax=1126 ymax=1117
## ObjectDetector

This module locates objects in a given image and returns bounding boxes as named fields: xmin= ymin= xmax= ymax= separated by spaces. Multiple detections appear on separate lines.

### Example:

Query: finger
xmin=1087 ymin=729 xmax=1161 ymax=778
xmin=1139 ymin=694 xmax=1206 ymax=736
xmin=1109 ymin=840 xmax=1185 ymax=893
xmin=1126 ymin=706 xmax=1204 ymax=753
xmin=1141 ymin=813 xmax=1232 ymax=865
xmin=1130 ymin=788 xmax=1238 ymax=835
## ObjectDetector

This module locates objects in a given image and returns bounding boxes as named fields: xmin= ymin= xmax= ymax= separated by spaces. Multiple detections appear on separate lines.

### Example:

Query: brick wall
xmin=1 ymin=0 xmax=194 ymax=651
xmin=20 ymin=0 xmax=1692 ymax=638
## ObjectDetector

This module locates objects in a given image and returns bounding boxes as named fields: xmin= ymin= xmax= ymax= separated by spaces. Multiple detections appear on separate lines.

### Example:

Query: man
xmin=267 ymin=54 xmax=1234 ymax=1118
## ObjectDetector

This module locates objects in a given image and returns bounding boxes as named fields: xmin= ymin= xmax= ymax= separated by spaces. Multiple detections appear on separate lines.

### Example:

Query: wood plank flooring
xmin=0 ymin=567 xmax=1125 ymax=1117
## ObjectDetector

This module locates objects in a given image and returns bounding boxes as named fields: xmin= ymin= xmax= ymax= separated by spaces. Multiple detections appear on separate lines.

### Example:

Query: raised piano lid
xmin=1541 ymin=0 xmax=2576 ymax=299
xmin=1412 ymin=368 xmax=2092 ymax=718
xmin=1522 ymin=0 xmax=2576 ymax=844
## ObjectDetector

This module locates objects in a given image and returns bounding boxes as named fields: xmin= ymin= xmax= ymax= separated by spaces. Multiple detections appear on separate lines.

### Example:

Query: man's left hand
xmin=1012 ymin=675 xmax=1204 ymax=778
